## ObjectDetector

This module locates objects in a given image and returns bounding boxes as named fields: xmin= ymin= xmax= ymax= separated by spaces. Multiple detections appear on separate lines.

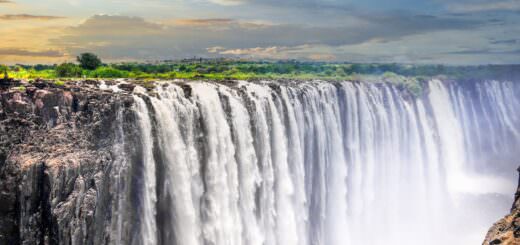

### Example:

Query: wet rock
xmin=33 ymin=80 xmax=48 ymax=89
xmin=490 ymin=239 xmax=502 ymax=244
xmin=483 ymin=167 xmax=520 ymax=245
xmin=118 ymin=83 xmax=136 ymax=92
xmin=180 ymin=83 xmax=192 ymax=98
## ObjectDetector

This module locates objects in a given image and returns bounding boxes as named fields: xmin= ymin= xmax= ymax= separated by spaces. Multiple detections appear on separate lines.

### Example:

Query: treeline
xmin=3 ymin=54 xmax=520 ymax=80
xmin=108 ymin=61 xmax=520 ymax=80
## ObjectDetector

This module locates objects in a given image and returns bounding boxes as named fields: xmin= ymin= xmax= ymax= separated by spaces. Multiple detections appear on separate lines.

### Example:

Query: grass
xmin=8 ymin=69 xmax=57 ymax=79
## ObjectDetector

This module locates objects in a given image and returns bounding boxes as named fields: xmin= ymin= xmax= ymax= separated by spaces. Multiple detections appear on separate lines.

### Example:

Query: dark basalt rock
xmin=180 ymin=83 xmax=192 ymax=98
xmin=0 ymin=80 xmax=134 ymax=245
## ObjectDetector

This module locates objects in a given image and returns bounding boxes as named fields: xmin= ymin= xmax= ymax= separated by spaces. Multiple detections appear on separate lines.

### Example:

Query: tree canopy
xmin=77 ymin=53 xmax=102 ymax=70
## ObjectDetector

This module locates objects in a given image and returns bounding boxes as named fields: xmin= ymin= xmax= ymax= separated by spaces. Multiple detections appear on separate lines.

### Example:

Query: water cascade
xmin=115 ymin=79 xmax=520 ymax=245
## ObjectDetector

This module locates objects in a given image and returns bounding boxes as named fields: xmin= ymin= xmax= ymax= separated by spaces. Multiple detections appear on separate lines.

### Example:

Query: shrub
xmin=56 ymin=63 xmax=82 ymax=77
xmin=91 ymin=66 xmax=129 ymax=78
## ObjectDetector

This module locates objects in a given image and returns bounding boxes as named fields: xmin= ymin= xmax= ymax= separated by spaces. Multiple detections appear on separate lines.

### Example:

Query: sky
xmin=0 ymin=0 xmax=519 ymax=64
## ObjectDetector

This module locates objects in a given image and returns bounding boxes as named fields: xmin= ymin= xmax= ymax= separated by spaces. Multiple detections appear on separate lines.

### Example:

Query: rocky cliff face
xmin=483 ymin=168 xmax=520 ymax=245
xmin=0 ymin=79 xmax=135 ymax=245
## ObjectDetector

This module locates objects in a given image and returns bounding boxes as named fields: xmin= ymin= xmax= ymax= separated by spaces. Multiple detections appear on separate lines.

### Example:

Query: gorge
xmin=0 ymin=78 xmax=519 ymax=245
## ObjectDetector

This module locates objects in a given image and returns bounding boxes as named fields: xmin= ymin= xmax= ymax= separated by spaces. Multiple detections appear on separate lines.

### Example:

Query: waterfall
xmin=133 ymin=95 xmax=158 ymax=245
xmin=118 ymin=79 xmax=520 ymax=245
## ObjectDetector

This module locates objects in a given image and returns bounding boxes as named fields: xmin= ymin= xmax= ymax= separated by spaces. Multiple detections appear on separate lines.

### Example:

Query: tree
xmin=56 ymin=63 xmax=83 ymax=77
xmin=77 ymin=53 xmax=102 ymax=70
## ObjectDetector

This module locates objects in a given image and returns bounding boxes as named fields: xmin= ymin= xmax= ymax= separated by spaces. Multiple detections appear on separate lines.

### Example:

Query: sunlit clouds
xmin=0 ymin=0 xmax=519 ymax=64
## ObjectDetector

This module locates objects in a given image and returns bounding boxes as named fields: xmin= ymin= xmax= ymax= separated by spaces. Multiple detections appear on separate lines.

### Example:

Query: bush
xmin=77 ymin=53 xmax=102 ymax=70
xmin=56 ymin=63 xmax=82 ymax=77
xmin=91 ymin=66 xmax=129 ymax=78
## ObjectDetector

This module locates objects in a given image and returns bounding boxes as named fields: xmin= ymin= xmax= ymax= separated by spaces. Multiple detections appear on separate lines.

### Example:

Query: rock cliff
xmin=483 ymin=168 xmax=520 ymax=245
xmin=0 ymin=79 xmax=135 ymax=244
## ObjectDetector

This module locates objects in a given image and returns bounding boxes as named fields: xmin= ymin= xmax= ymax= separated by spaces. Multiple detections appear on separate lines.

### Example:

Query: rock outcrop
xmin=0 ymin=79 xmax=134 ymax=244
xmin=483 ymin=168 xmax=520 ymax=245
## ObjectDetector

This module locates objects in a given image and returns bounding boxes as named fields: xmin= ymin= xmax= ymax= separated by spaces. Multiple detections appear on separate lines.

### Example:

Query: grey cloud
xmin=490 ymin=39 xmax=517 ymax=45
xmin=209 ymin=0 xmax=355 ymax=11
xmin=442 ymin=0 xmax=520 ymax=13
xmin=488 ymin=18 xmax=504 ymax=23
xmin=208 ymin=0 xmax=245 ymax=5
xmin=443 ymin=48 xmax=520 ymax=55
xmin=173 ymin=18 xmax=234 ymax=26
xmin=52 ymin=14 xmax=481 ymax=60
xmin=444 ymin=48 xmax=492 ymax=55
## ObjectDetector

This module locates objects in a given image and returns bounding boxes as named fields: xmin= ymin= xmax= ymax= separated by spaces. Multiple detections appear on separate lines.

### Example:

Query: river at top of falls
xmin=114 ymin=79 xmax=520 ymax=245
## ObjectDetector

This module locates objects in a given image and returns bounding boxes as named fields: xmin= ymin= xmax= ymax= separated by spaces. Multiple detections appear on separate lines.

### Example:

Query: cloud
xmin=219 ymin=46 xmax=292 ymax=58
xmin=62 ymin=15 xmax=162 ymax=36
xmin=208 ymin=0 xmax=246 ymax=5
xmin=172 ymin=18 xmax=234 ymax=26
xmin=0 ymin=48 xmax=64 ymax=57
xmin=0 ymin=14 xmax=64 ymax=21
xmin=206 ymin=46 xmax=226 ymax=53
xmin=211 ymin=45 xmax=337 ymax=60
xmin=490 ymin=39 xmax=518 ymax=45
xmin=51 ymin=14 xmax=481 ymax=61
xmin=443 ymin=48 xmax=520 ymax=55
xmin=0 ymin=0 xmax=13 ymax=3
xmin=213 ymin=0 xmax=356 ymax=12
xmin=446 ymin=0 xmax=520 ymax=13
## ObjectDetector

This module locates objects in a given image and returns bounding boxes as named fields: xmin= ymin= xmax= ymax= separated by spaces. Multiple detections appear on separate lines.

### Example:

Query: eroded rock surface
xmin=483 ymin=168 xmax=520 ymax=245
xmin=0 ymin=79 xmax=134 ymax=245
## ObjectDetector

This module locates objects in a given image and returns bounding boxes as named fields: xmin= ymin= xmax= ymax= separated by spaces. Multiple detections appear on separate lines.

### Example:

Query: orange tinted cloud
xmin=0 ymin=17 xmax=71 ymax=64
xmin=0 ymin=14 xmax=64 ymax=21
xmin=0 ymin=48 xmax=63 ymax=57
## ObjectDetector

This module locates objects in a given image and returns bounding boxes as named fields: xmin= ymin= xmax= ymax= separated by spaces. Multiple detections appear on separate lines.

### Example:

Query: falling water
xmin=133 ymin=96 xmax=158 ymax=245
xmin=115 ymin=79 xmax=520 ymax=245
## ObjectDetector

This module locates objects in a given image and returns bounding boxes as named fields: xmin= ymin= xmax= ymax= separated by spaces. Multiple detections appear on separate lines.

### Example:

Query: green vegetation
xmin=54 ymin=81 xmax=65 ymax=86
xmin=5 ymin=59 xmax=519 ymax=81
xmin=2 ymin=56 xmax=519 ymax=96
xmin=381 ymin=72 xmax=425 ymax=97
xmin=56 ymin=63 xmax=82 ymax=77
xmin=0 ymin=65 xmax=8 ymax=79
xmin=77 ymin=53 xmax=102 ymax=70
